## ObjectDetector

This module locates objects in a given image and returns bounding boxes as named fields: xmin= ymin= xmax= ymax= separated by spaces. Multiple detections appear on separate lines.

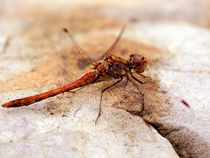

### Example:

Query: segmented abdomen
xmin=2 ymin=72 xmax=97 ymax=108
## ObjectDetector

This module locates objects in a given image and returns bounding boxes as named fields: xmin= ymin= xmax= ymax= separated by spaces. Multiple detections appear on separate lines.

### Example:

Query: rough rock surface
xmin=134 ymin=23 xmax=210 ymax=158
xmin=0 ymin=0 xmax=210 ymax=158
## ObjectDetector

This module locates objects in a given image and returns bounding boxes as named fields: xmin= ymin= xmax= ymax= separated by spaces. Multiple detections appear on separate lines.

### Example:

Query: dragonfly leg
xmin=138 ymin=74 xmax=154 ymax=84
xmin=128 ymin=78 xmax=144 ymax=113
xmin=95 ymin=77 xmax=123 ymax=125
xmin=129 ymin=72 xmax=144 ymax=84
xmin=123 ymin=74 xmax=129 ymax=89
xmin=130 ymin=72 xmax=153 ymax=84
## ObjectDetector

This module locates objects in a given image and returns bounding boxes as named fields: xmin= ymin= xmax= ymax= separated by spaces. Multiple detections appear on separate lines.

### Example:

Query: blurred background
xmin=0 ymin=0 xmax=210 ymax=78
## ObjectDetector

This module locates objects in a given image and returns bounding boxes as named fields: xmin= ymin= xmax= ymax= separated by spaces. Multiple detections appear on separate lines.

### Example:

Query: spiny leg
xmin=129 ymin=72 xmax=144 ymax=84
xmin=95 ymin=77 xmax=123 ymax=125
xmin=137 ymin=74 xmax=154 ymax=84
xmin=130 ymin=72 xmax=153 ymax=84
xmin=123 ymin=74 xmax=129 ymax=89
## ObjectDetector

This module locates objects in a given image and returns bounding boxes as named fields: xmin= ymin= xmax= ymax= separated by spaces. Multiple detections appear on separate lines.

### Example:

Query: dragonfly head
xmin=127 ymin=54 xmax=148 ymax=73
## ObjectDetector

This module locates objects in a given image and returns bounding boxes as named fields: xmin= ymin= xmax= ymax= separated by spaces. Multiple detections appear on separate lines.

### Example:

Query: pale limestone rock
xmin=133 ymin=23 xmax=210 ymax=158
xmin=1 ymin=0 xmax=210 ymax=158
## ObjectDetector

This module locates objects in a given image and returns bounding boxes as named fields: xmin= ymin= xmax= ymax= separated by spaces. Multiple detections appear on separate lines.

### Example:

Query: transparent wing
xmin=63 ymin=28 xmax=94 ymax=65
xmin=100 ymin=79 xmax=144 ymax=114
xmin=61 ymin=27 xmax=144 ymax=113
xmin=99 ymin=26 xmax=125 ymax=60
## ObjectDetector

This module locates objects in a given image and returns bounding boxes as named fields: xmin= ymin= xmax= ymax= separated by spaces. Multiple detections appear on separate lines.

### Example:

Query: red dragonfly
xmin=2 ymin=27 xmax=148 ymax=124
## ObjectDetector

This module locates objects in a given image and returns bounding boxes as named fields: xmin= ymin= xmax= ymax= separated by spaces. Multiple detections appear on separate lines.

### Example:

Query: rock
xmin=0 ymin=1 xmax=179 ymax=158
xmin=1 ymin=0 xmax=210 ymax=158
xmin=133 ymin=23 xmax=210 ymax=158
xmin=0 ymin=101 xmax=179 ymax=158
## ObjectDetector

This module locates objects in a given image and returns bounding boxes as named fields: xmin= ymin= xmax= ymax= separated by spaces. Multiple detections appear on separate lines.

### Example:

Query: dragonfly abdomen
xmin=2 ymin=72 xmax=97 ymax=108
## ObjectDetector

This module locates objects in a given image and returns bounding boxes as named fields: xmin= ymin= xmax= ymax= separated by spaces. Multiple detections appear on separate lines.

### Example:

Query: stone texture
xmin=1 ymin=0 xmax=210 ymax=158
xmin=134 ymin=23 xmax=210 ymax=158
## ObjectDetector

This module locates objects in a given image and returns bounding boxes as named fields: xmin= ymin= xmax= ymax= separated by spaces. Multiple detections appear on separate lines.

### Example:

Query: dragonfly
xmin=2 ymin=27 xmax=148 ymax=124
